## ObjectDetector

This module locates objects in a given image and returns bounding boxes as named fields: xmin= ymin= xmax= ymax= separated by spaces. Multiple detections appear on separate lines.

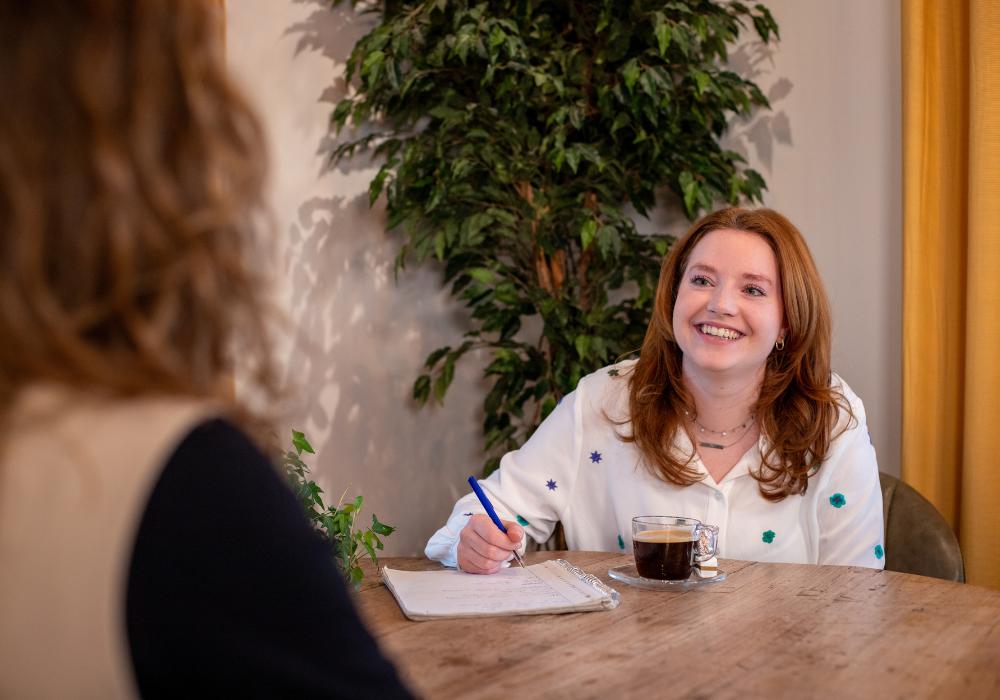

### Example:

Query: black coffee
xmin=633 ymin=528 xmax=696 ymax=580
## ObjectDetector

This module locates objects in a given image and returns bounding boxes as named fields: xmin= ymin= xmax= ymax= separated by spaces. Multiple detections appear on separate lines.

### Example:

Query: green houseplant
xmin=283 ymin=430 xmax=395 ymax=587
xmin=330 ymin=0 xmax=779 ymax=472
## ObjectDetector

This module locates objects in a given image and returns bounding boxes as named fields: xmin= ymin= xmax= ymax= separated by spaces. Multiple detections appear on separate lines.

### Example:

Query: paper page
xmin=383 ymin=561 xmax=608 ymax=618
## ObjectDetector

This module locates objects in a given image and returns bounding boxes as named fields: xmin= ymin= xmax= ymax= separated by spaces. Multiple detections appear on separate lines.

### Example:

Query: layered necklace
xmin=683 ymin=409 xmax=756 ymax=450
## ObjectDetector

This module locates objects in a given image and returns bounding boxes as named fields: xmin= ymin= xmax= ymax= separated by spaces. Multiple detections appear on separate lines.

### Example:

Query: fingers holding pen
xmin=458 ymin=515 xmax=525 ymax=574
xmin=471 ymin=514 xmax=524 ymax=554
xmin=461 ymin=478 xmax=526 ymax=572
xmin=501 ymin=519 xmax=525 ymax=549
xmin=457 ymin=527 xmax=502 ymax=574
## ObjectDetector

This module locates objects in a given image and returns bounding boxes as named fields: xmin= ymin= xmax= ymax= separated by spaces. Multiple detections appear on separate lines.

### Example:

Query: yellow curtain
xmin=902 ymin=0 xmax=1000 ymax=589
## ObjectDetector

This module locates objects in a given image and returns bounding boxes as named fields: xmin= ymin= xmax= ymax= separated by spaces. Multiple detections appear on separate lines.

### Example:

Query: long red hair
xmin=622 ymin=208 xmax=851 ymax=500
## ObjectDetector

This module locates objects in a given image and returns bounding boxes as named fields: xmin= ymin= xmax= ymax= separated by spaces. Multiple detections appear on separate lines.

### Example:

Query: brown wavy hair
xmin=0 ymin=1 xmax=279 ymax=429
xmin=623 ymin=208 xmax=852 ymax=500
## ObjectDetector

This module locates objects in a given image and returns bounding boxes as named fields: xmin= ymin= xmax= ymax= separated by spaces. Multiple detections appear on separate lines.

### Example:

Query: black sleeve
xmin=126 ymin=419 xmax=415 ymax=699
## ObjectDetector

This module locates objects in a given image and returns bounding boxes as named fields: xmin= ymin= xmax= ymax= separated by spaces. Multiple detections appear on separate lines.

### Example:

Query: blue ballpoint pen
xmin=467 ymin=476 xmax=526 ymax=569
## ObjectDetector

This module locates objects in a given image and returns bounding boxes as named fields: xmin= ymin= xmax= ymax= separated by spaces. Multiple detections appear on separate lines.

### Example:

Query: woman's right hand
xmin=457 ymin=514 xmax=525 ymax=574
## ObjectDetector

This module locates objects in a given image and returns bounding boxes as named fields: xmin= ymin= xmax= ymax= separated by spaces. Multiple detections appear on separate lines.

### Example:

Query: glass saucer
xmin=607 ymin=564 xmax=727 ymax=590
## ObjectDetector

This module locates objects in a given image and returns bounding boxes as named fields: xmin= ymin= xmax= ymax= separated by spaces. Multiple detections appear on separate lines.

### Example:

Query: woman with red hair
xmin=427 ymin=208 xmax=884 ymax=576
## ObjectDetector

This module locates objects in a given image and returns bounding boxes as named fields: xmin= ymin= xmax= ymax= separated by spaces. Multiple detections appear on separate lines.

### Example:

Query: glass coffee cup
xmin=632 ymin=516 xmax=719 ymax=580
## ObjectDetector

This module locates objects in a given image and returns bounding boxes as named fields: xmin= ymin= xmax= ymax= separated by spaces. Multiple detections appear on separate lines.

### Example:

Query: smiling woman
xmin=426 ymin=208 xmax=885 ymax=578
xmin=631 ymin=208 xmax=844 ymax=496
xmin=672 ymin=230 xmax=785 ymax=380
xmin=667 ymin=229 xmax=786 ymax=478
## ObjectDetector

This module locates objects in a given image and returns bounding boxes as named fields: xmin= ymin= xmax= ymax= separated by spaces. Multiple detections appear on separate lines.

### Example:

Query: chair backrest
xmin=879 ymin=472 xmax=965 ymax=582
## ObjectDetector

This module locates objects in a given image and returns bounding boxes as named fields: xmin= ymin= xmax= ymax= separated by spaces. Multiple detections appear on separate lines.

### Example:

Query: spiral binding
xmin=554 ymin=559 xmax=621 ymax=607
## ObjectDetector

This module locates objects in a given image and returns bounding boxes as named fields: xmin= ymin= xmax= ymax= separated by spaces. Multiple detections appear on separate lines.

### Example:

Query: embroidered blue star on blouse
xmin=590 ymin=450 xmax=602 ymax=463
xmin=545 ymin=479 xmax=557 ymax=491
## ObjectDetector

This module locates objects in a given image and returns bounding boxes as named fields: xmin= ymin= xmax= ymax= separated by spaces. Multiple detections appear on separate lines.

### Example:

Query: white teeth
xmin=700 ymin=324 xmax=741 ymax=340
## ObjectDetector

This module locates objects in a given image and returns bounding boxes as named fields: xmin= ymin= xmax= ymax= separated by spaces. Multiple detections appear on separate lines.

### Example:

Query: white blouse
xmin=425 ymin=360 xmax=885 ymax=570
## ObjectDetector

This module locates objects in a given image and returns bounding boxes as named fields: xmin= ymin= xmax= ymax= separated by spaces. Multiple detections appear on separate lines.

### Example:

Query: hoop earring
xmin=775 ymin=338 xmax=785 ymax=351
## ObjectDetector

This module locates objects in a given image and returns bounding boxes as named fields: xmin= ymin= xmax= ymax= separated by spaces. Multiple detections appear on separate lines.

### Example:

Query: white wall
xmin=732 ymin=0 xmax=902 ymax=475
xmin=226 ymin=0 xmax=901 ymax=556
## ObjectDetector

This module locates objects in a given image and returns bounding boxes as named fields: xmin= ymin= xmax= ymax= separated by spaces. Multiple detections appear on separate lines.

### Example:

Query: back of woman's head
xmin=628 ymin=207 xmax=848 ymax=499
xmin=0 ymin=1 xmax=277 ymax=413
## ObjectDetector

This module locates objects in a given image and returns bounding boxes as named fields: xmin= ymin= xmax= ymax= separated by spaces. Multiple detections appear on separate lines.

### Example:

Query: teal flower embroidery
xmin=762 ymin=530 xmax=776 ymax=544
xmin=829 ymin=493 xmax=847 ymax=508
xmin=874 ymin=544 xmax=884 ymax=560
xmin=608 ymin=368 xmax=620 ymax=377
xmin=516 ymin=515 xmax=529 ymax=527
xmin=617 ymin=534 xmax=625 ymax=550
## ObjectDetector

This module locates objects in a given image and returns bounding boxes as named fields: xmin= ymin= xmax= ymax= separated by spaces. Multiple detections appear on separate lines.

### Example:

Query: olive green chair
xmin=879 ymin=472 xmax=965 ymax=582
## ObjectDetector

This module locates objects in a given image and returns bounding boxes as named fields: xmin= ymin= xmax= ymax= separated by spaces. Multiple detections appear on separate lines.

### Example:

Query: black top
xmin=126 ymin=419 xmax=415 ymax=699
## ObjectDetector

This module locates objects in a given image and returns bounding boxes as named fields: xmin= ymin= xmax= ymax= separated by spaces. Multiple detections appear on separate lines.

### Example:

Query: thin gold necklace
xmin=683 ymin=409 xmax=755 ymax=436
xmin=684 ymin=409 xmax=756 ymax=450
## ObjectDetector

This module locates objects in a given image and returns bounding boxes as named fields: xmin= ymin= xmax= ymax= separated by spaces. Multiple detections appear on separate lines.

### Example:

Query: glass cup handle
xmin=694 ymin=523 xmax=719 ymax=562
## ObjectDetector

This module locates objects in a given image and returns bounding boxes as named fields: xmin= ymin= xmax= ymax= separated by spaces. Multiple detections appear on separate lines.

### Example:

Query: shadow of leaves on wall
xmin=722 ymin=41 xmax=793 ymax=174
xmin=277 ymin=1 xmax=488 ymax=555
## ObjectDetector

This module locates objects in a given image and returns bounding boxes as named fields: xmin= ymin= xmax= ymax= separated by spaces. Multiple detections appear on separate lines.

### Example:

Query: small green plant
xmin=282 ymin=429 xmax=396 ymax=588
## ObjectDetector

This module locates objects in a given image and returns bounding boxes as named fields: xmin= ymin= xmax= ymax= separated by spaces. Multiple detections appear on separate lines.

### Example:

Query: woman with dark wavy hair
xmin=0 ymin=2 xmax=412 ymax=697
xmin=427 ymin=208 xmax=884 ymax=576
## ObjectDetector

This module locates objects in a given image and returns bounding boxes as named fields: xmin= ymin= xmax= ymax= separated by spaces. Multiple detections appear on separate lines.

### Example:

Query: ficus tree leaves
xmin=329 ymin=0 xmax=778 ymax=474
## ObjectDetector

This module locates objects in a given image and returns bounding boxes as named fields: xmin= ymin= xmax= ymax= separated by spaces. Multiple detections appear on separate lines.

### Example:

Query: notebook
xmin=381 ymin=559 xmax=621 ymax=621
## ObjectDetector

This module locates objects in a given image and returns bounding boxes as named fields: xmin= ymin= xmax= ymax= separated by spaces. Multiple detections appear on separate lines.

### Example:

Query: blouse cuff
xmin=424 ymin=513 xmax=473 ymax=568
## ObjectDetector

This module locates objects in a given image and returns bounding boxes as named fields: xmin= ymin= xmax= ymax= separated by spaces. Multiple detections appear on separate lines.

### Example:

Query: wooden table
xmin=356 ymin=551 xmax=1000 ymax=699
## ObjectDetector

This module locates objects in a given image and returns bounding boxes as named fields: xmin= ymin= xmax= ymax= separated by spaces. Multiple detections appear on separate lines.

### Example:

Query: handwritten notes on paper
xmin=381 ymin=560 xmax=620 ymax=620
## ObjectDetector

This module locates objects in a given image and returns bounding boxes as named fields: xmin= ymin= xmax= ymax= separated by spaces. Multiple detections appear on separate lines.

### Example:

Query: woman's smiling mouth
xmin=698 ymin=323 xmax=744 ymax=340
